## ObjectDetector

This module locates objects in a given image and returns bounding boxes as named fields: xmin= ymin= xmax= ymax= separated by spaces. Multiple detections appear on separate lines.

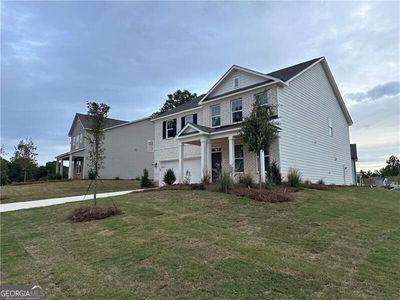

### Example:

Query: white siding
xmin=208 ymin=69 xmax=268 ymax=98
xmin=278 ymin=62 xmax=353 ymax=185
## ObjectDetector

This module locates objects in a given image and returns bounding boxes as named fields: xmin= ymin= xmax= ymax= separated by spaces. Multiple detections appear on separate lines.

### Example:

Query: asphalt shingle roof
xmin=76 ymin=113 xmax=128 ymax=129
xmin=154 ymin=57 xmax=323 ymax=118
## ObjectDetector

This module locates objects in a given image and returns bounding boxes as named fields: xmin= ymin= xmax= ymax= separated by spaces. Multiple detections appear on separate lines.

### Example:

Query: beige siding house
xmin=55 ymin=114 xmax=154 ymax=180
xmin=152 ymin=57 xmax=355 ymax=185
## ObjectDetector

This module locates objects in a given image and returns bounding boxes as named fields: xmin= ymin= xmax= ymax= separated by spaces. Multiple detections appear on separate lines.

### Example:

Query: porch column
xmin=228 ymin=135 xmax=235 ymax=175
xmin=82 ymin=157 xmax=87 ymax=179
xmin=68 ymin=154 xmax=73 ymax=179
xmin=55 ymin=160 xmax=60 ymax=175
xmin=260 ymin=150 xmax=266 ymax=183
xmin=200 ymin=138 xmax=208 ymax=178
xmin=60 ymin=160 xmax=63 ymax=177
xmin=178 ymin=142 xmax=184 ymax=183
xmin=206 ymin=139 xmax=212 ymax=180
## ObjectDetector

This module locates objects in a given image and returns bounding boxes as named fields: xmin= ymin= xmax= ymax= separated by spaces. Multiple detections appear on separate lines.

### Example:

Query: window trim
xmin=231 ymin=99 xmax=243 ymax=124
xmin=75 ymin=160 xmax=82 ymax=174
xmin=234 ymin=144 xmax=244 ymax=173
xmin=211 ymin=104 xmax=221 ymax=127
xmin=254 ymin=91 xmax=268 ymax=106
xmin=166 ymin=120 xmax=175 ymax=139
xmin=256 ymin=150 xmax=270 ymax=173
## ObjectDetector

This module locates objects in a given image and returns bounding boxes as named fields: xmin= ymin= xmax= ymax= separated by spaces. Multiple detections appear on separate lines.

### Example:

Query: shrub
xmin=140 ymin=168 xmax=152 ymax=188
xmin=183 ymin=170 xmax=191 ymax=185
xmin=304 ymin=179 xmax=312 ymax=185
xmin=218 ymin=170 xmax=233 ymax=193
xmin=135 ymin=176 xmax=140 ymax=180
xmin=88 ymin=169 xmax=96 ymax=180
xmin=201 ymin=171 xmax=211 ymax=185
xmin=115 ymin=176 xmax=120 ymax=180
xmin=239 ymin=174 xmax=254 ymax=188
xmin=264 ymin=180 xmax=274 ymax=190
xmin=267 ymin=161 xmax=282 ymax=185
xmin=287 ymin=168 xmax=302 ymax=187
xmin=317 ymin=178 xmax=325 ymax=185
xmin=190 ymin=183 xmax=204 ymax=190
xmin=163 ymin=169 xmax=176 ymax=185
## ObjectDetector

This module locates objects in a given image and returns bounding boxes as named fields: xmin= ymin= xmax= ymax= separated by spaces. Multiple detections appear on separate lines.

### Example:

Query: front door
xmin=212 ymin=149 xmax=222 ymax=182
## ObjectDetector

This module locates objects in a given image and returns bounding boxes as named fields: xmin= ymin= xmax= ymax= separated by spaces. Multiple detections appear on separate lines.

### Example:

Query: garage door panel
xmin=160 ymin=158 xmax=201 ymax=184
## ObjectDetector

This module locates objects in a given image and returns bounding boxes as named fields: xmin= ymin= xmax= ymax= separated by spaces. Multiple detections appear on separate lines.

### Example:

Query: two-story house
xmin=152 ymin=57 xmax=354 ymax=185
xmin=55 ymin=113 xmax=154 ymax=180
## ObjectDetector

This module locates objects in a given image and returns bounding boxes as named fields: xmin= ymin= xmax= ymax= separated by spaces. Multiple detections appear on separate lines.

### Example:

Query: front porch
xmin=55 ymin=151 xmax=87 ymax=179
xmin=176 ymin=123 xmax=274 ymax=183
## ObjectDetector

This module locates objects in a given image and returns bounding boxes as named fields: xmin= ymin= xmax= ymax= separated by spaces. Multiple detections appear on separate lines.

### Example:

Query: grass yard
xmin=1 ymin=187 xmax=399 ymax=299
xmin=0 ymin=179 xmax=140 ymax=204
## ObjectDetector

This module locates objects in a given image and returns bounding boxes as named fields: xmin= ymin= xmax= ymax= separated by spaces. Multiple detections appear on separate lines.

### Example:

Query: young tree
xmin=0 ymin=146 xmax=9 ymax=186
xmin=152 ymin=89 xmax=197 ymax=117
xmin=11 ymin=138 xmax=38 ymax=183
xmin=241 ymin=97 xmax=280 ymax=189
xmin=86 ymin=101 xmax=110 ymax=206
xmin=381 ymin=155 xmax=400 ymax=177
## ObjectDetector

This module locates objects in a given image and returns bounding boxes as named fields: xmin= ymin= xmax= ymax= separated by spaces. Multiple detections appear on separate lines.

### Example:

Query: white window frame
xmin=166 ymin=120 xmax=175 ymax=139
xmin=234 ymin=144 xmax=244 ymax=173
xmin=256 ymin=150 xmax=270 ymax=173
xmin=254 ymin=91 xmax=268 ymax=106
xmin=75 ymin=160 xmax=82 ymax=174
xmin=184 ymin=114 xmax=194 ymax=125
xmin=211 ymin=104 xmax=221 ymax=127
xmin=329 ymin=119 xmax=333 ymax=137
xmin=231 ymin=99 xmax=243 ymax=123
xmin=234 ymin=77 xmax=239 ymax=89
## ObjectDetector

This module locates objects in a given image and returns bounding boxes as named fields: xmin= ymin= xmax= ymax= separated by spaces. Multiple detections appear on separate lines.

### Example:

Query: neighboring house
xmin=55 ymin=113 xmax=154 ymax=180
xmin=350 ymin=144 xmax=358 ymax=185
xmin=152 ymin=57 xmax=355 ymax=185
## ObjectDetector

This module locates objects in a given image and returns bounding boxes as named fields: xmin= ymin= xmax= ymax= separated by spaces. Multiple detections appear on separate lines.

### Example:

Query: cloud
xmin=345 ymin=81 xmax=400 ymax=103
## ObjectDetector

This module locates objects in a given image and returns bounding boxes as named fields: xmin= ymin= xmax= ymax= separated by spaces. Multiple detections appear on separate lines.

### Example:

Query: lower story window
xmin=75 ymin=160 xmax=82 ymax=174
xmin=234 ymin=144 xmax=244 ymax=172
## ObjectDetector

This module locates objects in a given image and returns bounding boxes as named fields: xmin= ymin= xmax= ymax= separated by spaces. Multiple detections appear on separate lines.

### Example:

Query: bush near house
xmin=163 ymin=169 xmax=176 ymax=185
xmin=140 ymin=168 xmax=152 ymax=188
xmin=288 ymin=168 xmax=302 ymax=187
xmin=239 ymin=174 xmax=254 ymax=188
xmin=218 ymin=170 xmax=233 ymax=192
xmin=317 ymin=178 xmax=325 ymax=185
xmin=266 ymin=161 xmax=282 ymax=185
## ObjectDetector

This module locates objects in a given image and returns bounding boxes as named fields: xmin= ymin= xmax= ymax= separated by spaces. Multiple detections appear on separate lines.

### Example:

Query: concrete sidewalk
xmin=0 ymin=190 xmax=140 ymax=213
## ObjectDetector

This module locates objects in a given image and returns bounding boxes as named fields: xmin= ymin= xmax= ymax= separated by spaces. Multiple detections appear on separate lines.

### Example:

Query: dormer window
xmin=234 ymin=77 xmax=239 ymax=89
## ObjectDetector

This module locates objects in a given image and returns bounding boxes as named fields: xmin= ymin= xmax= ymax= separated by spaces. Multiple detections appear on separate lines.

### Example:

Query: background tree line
xmin=0 ymin=139 xmax=67 ymax=186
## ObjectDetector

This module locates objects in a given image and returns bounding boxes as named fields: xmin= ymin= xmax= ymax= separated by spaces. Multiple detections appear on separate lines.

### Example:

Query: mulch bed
xmin=303 ymin=183 xmax=336 ymax=191
xmin=69 ymin=206 xmax=122 ymax=222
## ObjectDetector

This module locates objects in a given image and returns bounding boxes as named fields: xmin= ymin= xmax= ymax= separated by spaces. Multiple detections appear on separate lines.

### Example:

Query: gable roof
xmin=151 ymin=57 xmax=352 ymax=124
xmin=68 ymin=113 xmax=128 ymax=136
xmin=177 ymin=122 xmax=242 ymax=138
xmin=266 ymin=57 xmax=323 ymax=82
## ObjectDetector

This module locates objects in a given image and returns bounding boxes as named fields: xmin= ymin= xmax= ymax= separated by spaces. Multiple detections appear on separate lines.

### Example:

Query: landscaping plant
xmin=317 ymin=178 xmax=325 ymax=185
xmin=241 ymin=96 xmax=280 ymax=189
xmin=239 ymin=174 xmax=254 ymax=188
xmin=163 ymin=169 xmax=176 ymax=185
xmin=140 ymin=168 xmax=152 ymax=188
xmin=288 ymin=168 xmax=302 ymax=187
xmin=267 ymin=161 xmax=282 ymax=185
xmin=218 ymin=170 xmax=233 ymax=193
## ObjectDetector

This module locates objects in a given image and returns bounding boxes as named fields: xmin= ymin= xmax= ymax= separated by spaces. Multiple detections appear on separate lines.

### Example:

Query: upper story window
xmin=234 ymin=144 xmax=244 ymax=172
xmin=181 ymin=113 xmax=197 ymax=128
xmin=163 ymin=119 xmax=177 ymax=139
xmin=234 ymin=77 xmax=239 ymax=89
xmin=254 ymin=91 xmax=268 ymax=106
xmin=79 ymin=133 xmax=83 ymax=146
xmin=231 ymin=99 xmax=243 ymax=123
xmin=211 ymin=104 xmax=221 ymax=127
xmin=328 ymin=119 xmax=333 ymax=137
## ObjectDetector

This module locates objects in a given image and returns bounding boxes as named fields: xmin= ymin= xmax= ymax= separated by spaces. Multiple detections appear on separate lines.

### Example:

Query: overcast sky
xmin=1 ymin=1 xmax=399 ymax=171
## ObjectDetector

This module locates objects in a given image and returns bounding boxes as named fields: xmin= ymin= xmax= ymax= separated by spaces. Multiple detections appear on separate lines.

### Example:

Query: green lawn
xmin=0 ymin=180 xmax=140 ymax=204
xmin=1 ymin=188 xmax=399 ymax=299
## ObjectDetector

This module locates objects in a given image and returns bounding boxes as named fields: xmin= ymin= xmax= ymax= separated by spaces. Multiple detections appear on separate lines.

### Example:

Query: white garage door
xmin=159 ymin=158 xmax=201 ymax=185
